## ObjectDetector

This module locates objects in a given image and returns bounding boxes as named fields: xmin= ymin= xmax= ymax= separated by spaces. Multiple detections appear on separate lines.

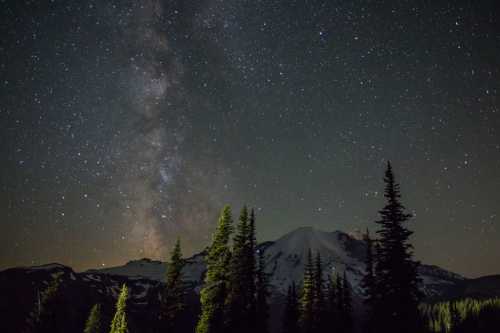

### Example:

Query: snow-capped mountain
xmin=1 ymin=227 xmax=498 ymax=333
xmin=262 ymin=227 xmax=465 ymax=298
xmin=88 ymin=226 xmax=464 ymax=299
xmin=264 ymin=227 xmax=367 ymax=295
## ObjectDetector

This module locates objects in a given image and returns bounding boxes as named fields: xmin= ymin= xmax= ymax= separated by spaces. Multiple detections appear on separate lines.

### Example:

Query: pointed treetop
xmin=84 ymin=303 xmax=102 ymax=333
xmin=385 ymin=161 xmax=394 ymax=181
xmin=110 ymin=284 xmax=129 ymax=333
xmin=249 ymin=208 xmax=257 ymax=247
xmin=171 ymin=238 xmax=182 ymax=260
xmin=240 ymin=205 xmax=248 ymax=221
xmin=212 ymin=205 xmax=233 ymax=246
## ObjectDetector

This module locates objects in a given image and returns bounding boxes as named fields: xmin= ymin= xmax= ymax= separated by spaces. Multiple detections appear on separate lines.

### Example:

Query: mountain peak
xmin=262 ymin=227 xmax=366 ymax=293
xmin=273 ymin=227 xmax=362 ymax=260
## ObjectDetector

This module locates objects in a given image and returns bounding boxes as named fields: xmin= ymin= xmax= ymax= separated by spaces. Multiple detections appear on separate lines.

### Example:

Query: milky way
xmin=1 ymin=0 xmax=238 ymax=268
xmin=105 ymin=1 xmax=237 ymax=259
xmin=1 ymin=0 xmax=500 ymax=277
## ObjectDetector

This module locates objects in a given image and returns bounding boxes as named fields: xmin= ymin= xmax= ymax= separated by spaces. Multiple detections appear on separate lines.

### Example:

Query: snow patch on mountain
xmin=86 ymin=227 xmax=464 ymax=299
xmin=262 ymin=227 xmax=365 ymax=294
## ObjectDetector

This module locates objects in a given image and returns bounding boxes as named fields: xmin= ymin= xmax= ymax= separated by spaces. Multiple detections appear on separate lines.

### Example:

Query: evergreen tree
xmin=300 ymin=249 xmax=315 ymax=333
xmin=313 ymin=252 xmax=326 ymax=333
xmin=335 ymin=272 xmax=344 ymax=330
xmin=341 ymin=273 xmax=353 ymax=333
xmin=325 ymin=273 xmax=339 ymax=330
xmin=373 ymin=239 xmax=382 ymax=321
xmin=226 ymin=206 xmax=251 ymax=332
xmin=373 ymin=162 xmax=422 ymax=333
xmin=449 ymin=302 xmax=461 ymax=332
xmin=110 ymin=284 xmax=128 ymax=333
xmin=360 ymin=230 xmax=376 ymax=332
xmin=162 ymin=238 xmax=186 ymax=332
xmin=256 ymin=248 xmax=270 ymax=333
xmin=84 ymin=303 xmax=103 ymax=333
xmin=28 ymin=276 xmax=63 ymax=333
xmin=196 ymin=205 xmax=234 ymax=333
xmin=420 ymin=298 xmax=500 ymax=333
xmin=247 ymin=208 xmax=258 ymax=325
xmin=282 ymin=283 xmax=300 ymax=333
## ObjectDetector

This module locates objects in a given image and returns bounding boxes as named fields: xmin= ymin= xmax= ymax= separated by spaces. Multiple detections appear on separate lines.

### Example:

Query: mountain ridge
xmin=82 ymin=227 xmax=464 ymax=297
xmin=1 ymin=227 xmax=498 ymax=333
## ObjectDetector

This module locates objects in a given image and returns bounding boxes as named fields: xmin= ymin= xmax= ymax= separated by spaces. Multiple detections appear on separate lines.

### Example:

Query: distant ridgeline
xmin=3 ymin=163 xmax=500 ymax=333
xmin=421 ymin=298 xmax=500 ymax=333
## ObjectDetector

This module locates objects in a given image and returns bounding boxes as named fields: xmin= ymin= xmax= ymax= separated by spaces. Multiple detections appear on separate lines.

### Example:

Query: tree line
xmin=421 ymin=298 xmax=500 ymax=333
xmin=196 ymin=205 xmax=269 ymax=333
xmin=26 ymin=162 xmax=498 ymax=332
xmin=282 ymin=249 xmax=353 ymax=333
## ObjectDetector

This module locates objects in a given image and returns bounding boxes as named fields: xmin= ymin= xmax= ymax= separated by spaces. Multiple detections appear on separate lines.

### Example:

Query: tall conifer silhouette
xmin=300 ymin=249 xmax=315 ymax=333
xmin=162 ymin=238 xmax=186 ymax=332
xmin=373 ymin=162 xmax=422 ymax=333
xmin=282 ymin=282 xmax=300 ymax=333
xmin=196 ymin=206 xmax=233 ymax=333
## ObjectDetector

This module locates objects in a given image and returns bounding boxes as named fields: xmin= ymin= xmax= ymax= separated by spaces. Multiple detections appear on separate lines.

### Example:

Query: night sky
xmin=1 ymin=0 xmax=499 ymax=278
